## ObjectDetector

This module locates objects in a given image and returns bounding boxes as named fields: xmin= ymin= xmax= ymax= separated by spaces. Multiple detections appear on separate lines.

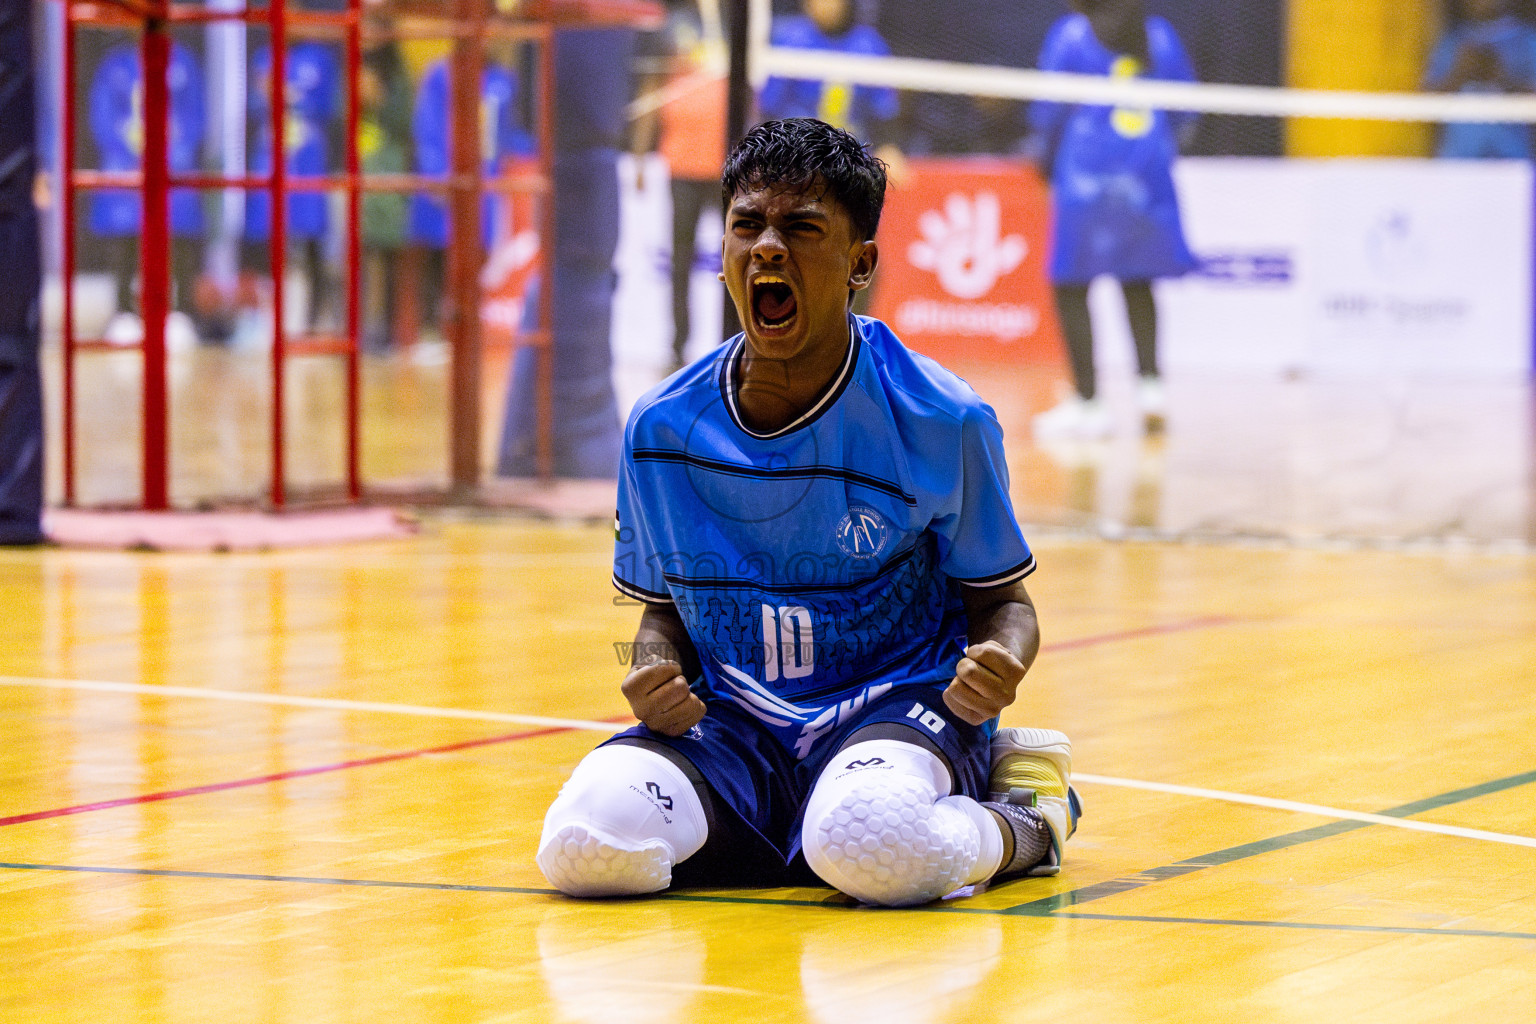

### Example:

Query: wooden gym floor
xmin=3 ymin=346 xmax=1535 ymax=1022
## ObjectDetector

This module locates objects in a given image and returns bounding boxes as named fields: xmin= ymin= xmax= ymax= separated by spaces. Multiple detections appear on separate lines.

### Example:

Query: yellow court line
xmin=5 ymin=675 xmax=1533 ymax=850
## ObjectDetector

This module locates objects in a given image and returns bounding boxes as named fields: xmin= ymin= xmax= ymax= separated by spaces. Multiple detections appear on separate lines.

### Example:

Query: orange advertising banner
xmin=868 ymin=158 xmax=1062 ymax=368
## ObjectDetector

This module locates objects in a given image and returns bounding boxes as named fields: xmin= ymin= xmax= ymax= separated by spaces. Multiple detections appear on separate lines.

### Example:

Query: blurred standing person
xmin=1025 ymin=0 xmax=1197 ymax=439
xmin=357 ymin=41 xmax=411 ymax=352
xmin=758 ymin=0 xmax=900 ymax=149
xmin=758 ymin=0 xmax=901 ymax=315
xmin=239 ymin=39 xmax=341 ymax=347
xmin=407 ymin=46 xmax=535 ymax=341
xmin=635 ymin=0 xmax=739 ymax=368
xmin=88 ymin=39 xmax=206 ymax=349
xmin=1424 ymin=0 xmax=1536 ymax=158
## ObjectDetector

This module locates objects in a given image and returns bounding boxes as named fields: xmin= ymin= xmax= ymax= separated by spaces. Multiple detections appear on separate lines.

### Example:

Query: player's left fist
xmin=943 ymin=640 xmax=1026 ymax=726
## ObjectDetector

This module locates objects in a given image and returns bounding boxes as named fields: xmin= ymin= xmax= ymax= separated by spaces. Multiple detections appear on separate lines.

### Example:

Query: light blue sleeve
xmin=932 ymin=405 xmax=1034 ymax=587
xmin=613 ymin=453 xmax=673 ymax=604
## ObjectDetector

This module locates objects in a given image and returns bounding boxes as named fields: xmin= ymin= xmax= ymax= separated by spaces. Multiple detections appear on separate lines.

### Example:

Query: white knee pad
xmin=536 ymin=744 xmax=709 ymax=898
xmin=801 ymin=740 xmax=1003 ymax=907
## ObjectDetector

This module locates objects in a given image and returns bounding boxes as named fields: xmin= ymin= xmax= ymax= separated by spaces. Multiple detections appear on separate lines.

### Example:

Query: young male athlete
xmin=537 ymin=118 xmax=1081 ymax=906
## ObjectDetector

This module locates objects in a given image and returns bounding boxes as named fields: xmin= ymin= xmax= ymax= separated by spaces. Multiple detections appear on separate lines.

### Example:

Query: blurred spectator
xmin=635 ymin=0 xmax=738 ymax=367
xmin=358 ymin=41 xmax=411 ymax=351
xmin=238 ymin=40 xmax=341 ymax=347
xmin=1425 ymin=0 xmax=1536 ymax=158
xmin=87 ymin=39 xmax=205 ymax=348
xmin=877 ymin=0 xmax=1035 ymax=156
xmin=407 ymin=44 xmax=535 ymax=339
xmin=759 ymin=0 xmax=899 ymax=146
xmin=1025 ymin=0 xmax=1198 ymax=440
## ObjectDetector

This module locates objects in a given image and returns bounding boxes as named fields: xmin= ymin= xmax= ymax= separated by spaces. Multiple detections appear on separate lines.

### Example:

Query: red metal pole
xmin=447 ymin=0 xmax=486 ymax=493
xmin=270 ymin=0 xmax=288 ymax=508
xmin=344 ymin=0 xmax=362 ymax=500
xmin=62 ymin=5 xmax=78 ymax=507
xmin=140 ymin=11 xmax=172 ymax=510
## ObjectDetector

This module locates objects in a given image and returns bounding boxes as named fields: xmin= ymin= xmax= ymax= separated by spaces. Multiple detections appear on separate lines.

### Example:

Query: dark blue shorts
xmin=602 ymin=683 xmax=992 ymax=886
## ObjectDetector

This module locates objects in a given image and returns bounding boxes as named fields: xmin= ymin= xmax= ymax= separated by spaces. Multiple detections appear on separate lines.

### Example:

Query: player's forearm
xmin=962 ymin=584 xmax=1041 ymax=672
xmin=632 ymin=603 xmax=702 ymax=681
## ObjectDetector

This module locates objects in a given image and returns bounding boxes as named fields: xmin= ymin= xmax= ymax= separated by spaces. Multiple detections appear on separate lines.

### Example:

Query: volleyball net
xmin=735 ymin=0 xmax=1536 ymax=381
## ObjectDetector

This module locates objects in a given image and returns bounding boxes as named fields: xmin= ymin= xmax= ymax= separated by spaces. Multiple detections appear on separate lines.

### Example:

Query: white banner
xmin=1160 ymin=158 xmax=1534 ymax=377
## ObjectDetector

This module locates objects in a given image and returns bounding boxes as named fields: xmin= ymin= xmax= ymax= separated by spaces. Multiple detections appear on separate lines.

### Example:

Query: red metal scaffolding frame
xmin=57 ymin=0 xmax=575 ymax=510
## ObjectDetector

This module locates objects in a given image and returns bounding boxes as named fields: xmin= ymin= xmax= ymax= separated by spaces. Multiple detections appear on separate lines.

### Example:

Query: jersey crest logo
xmin=835 ymin=505 xmax=890 ymax=560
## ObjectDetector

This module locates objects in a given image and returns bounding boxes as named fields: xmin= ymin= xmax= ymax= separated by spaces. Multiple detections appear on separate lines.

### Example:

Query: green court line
xmin=0 ymin=862 xmax=551 ymax=896
xmin=1053 ymin=912 xmax=1536 ymax=940
xmin=2 ymin=860 xmax=1532 ymax=941
xmin=3 ymin=766 xmax=1532 ymax=935
xmin=1008 ymin=766 xmax=1536 ymax=916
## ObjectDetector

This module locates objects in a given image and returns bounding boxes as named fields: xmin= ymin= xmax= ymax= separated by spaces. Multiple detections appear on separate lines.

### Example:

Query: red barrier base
xmin=43 ymin=507 xmax=417 ymax=552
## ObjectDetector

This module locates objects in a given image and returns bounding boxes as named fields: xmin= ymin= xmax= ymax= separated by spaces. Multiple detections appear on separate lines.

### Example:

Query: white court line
xmin=3 ymin=676 xmax=1532 ymax=849
xmin=0 ymin=676 xmax=630 ymax=735
xmin=1075 ymin=772 xmax=1536 ymax=850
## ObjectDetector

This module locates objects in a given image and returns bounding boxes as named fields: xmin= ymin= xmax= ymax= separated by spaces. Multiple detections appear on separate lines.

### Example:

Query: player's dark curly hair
xmin=721 ymin=118 xmax=888 ymax=242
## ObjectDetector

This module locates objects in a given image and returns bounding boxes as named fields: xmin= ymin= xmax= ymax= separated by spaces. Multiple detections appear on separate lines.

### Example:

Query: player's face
xmin=721 ymin=180 xmax=877 ymax=366
xmin=806 ymin=0 xmax=852 ymax=34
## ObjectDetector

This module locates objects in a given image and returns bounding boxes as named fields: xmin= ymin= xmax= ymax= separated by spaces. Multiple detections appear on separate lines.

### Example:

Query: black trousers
xmin=1052 ymin=279 xmax=1159 ymax=401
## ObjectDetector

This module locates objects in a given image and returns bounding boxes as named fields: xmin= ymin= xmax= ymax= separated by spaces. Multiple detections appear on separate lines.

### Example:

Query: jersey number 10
xmin=762 ymin=604 xmax=814 ymax=683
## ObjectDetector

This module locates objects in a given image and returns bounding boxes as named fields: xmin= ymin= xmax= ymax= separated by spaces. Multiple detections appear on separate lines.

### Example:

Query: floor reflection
xmin=798 ymin=911 xmax=1002 ymax=1024
xmin=43 ymin=341 xmax=1536 ymax=546
xmin=536 ymin=900 xmax=1002 ymax=1024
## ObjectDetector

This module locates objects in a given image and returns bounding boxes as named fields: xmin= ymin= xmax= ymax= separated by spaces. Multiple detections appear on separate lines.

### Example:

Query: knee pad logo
xmin=843 ymin=756 xmax=887 ymax=769
xmin=645 ymin=782 xmax=674 ymax=811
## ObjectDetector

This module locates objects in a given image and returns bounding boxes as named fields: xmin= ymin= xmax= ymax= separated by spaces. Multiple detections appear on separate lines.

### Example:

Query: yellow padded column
xmin=1287 ymin=0 xmax=1442 ymax=156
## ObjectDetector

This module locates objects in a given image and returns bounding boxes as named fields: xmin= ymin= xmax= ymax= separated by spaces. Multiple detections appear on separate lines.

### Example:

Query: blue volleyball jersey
xmin=87 ymin=42 xmax=205 ymax=238
xmin=1425 ymin=17 xmax=1536 ymax=158
xmin=613 ymin=315 xmax=1034 ymax=761
xmin=245 ymin=42 xmax=339 ymax=241
xmin=408 ymin=61 xmax=535 ymax=249
xmin=758 ymin=16 xmax=898 ymax=141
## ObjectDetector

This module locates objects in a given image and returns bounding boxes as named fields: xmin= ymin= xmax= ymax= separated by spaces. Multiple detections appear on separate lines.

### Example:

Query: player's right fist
xmin=620 ymin=661 xmax=707 ymax=737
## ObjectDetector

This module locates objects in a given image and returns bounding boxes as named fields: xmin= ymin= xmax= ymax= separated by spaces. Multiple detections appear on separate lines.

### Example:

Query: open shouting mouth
xmin=751 ymin=275 xmax=799 ymax=333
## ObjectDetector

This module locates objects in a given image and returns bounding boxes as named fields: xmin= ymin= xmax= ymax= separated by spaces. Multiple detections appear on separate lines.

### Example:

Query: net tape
xmin=750 ymin=47 xmax=1536 ymax=126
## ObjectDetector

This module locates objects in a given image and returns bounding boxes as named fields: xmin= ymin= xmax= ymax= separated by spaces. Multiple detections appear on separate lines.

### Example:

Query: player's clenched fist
xmin=942 ymin=640 xmax=1026 ymax=726
xmin=621 ymin=661 xmax=707 ymax=736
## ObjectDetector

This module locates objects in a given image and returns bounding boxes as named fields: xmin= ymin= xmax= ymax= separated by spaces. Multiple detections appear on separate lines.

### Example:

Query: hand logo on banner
xmin=907 ymin=192 xmax=1027 ymax=301
xmin=869 ymin=159 xmax=1060 ymax=365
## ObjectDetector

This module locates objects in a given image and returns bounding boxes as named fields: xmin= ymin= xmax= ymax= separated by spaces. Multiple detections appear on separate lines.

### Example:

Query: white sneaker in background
xmin=229 ymin=309 xmax=272 ymax=352
xmin=1032 ymin=394 xmax=1112 ymax=440
xmin=103 ymin=311 xmax=144 ymax=346
xmin=166 ymin=311 xmax=199 ymax=353
xmin=1138 ymin=375 xmax=1167 ymax=433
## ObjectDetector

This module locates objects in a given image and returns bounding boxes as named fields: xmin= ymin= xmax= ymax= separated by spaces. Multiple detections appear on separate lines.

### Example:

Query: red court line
xmin=2 ymin=619 xmax=1231 ymax=829
xmin=1042 ymin=616 xmax=1236 ymax=653
xmin=0 ymin=717 xmax=631 ymax=829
